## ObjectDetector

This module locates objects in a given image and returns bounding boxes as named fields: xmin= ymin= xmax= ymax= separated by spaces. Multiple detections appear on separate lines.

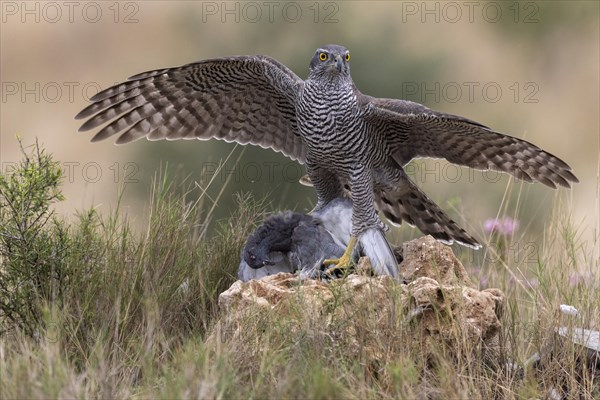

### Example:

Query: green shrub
xmin=0 ymin=139 xmax=68 ymax=336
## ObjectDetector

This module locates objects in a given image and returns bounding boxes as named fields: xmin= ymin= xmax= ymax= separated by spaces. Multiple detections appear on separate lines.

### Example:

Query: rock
xmin=215 ymin=236 xmax=504 ymax=368
xmin=402 ymin=276 xmax=503 ymax=355
xmin=551 ymin=327 xmax=600 ymax=369
xmin=532 ymin=327 xmax=600 ymax=398
xmin=556 ymin=328 xmax=599 ymax=357
xmin=398 ymin=236 xmax=472 ymax=286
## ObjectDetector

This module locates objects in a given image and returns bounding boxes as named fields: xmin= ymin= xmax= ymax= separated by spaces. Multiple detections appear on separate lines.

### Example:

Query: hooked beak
xmin=262 ymin=259 xmax=275 ymax=266
xmin=335 ymin=55 xmax=343 ymax=72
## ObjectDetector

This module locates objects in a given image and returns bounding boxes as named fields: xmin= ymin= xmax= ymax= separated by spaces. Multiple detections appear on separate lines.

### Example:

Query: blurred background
xmin=1 ymin=1 xmax=598 ymax=257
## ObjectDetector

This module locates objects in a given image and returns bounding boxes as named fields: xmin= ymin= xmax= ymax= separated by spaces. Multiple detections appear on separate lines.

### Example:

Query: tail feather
xmin=374 ymin=176 xmax=480 ymax=249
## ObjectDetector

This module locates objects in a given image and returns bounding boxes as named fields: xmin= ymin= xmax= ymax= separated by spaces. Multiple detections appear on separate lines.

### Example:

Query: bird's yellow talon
xmin=323 ymin=236 xmax=357 ymax=274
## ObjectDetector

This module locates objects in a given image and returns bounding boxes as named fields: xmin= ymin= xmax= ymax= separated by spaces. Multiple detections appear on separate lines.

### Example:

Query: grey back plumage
xmin=237 ymin=205 xmax=346 ymax=281
xmin=242 ymin=211 xmax=312 ymax=269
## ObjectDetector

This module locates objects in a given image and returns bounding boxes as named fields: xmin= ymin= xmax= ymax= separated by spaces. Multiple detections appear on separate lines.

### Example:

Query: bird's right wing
xmin=364 ymin=97 xmax=578 ymax=189
xmin=76 ymin=56 xmax=307 ymax=163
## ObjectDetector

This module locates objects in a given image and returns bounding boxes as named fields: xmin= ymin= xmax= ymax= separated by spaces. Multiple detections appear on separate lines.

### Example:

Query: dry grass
xmin=0 ymin=141 xmax=598 ymax=399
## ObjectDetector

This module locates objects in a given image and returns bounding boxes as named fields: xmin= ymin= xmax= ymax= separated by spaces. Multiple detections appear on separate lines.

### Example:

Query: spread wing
xmin=364 ymin=97 xmax=578 ymax=189
xmin=76 ymin=56 xmax=307 ymax=163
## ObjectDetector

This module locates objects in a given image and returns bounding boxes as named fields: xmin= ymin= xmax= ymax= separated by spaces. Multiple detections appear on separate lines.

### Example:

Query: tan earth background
xmin=1 ymin=1 xmax=598 ymax=259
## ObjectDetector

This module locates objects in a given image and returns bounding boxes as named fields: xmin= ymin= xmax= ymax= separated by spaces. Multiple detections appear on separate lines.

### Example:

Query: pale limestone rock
xmin=216 ymin=236 xmax=504 ymax=365
xmin=399 ymin=235 xmax=472 ymax=286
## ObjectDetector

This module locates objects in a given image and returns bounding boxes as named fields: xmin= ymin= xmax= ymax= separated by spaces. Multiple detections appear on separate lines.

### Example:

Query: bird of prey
xmin=238 ymin=198 xmax=398 ymax=281
xmin=76 ymin=44 xmax=578 ymax=275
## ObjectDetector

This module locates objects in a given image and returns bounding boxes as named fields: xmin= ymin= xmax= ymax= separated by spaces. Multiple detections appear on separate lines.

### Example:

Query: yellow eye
xmin=345 ymin=53 xmax=350 ymax=61
xmin=319 ymin=52 xmax=327 ymax=61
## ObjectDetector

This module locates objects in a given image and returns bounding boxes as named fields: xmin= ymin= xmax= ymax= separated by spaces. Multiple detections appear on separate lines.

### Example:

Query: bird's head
xmin=308 ymin=44 xmax=351 ymax=82
xmin=243 ymin=244 xmax=274 ymax=269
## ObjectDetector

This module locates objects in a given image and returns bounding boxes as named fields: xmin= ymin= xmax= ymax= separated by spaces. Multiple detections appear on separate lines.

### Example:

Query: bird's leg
xmin=306 ymin=162 xmax=345 ymax=212
xmin=323 ymin=165 xmax=380 ymax=274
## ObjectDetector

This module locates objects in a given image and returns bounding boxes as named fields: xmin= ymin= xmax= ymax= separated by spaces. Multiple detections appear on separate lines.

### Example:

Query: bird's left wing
xmin=363 ymin=97 xmax=578 ymax=189
xmin=76 ymin=56 xmax=307 ymax=163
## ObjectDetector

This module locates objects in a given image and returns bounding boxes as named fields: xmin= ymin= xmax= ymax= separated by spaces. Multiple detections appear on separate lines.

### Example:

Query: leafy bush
xmin=0 ymin=139 xmax=68 ymax=336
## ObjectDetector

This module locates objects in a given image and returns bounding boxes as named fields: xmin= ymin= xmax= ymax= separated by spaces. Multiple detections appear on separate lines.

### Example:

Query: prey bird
xmin=238 ymin=198 xmax=397 ymax=281
xmin=76 ymin=44 xmax=578 ymax=276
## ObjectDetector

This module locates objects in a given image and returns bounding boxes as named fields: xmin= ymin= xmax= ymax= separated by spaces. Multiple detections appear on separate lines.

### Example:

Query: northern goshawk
xmin=76 ymin=44 xmax=578 ymax=276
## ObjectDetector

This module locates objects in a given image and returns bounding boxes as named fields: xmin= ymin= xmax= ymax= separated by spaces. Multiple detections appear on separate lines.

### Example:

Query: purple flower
xmin=483 ymin=219 xmax=501 ymax=234
xmin=479 ymin=275 xmax=488 ymax=289
xmin=568 ymin=272 xmax=592 ymax=288
xmin=484 ymin=217 xmax=520 ymax=236
xmin=469 ymin=266 xmax=488 ymax=289
xmin=525 ymin=277 xmax=539 ymax=290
